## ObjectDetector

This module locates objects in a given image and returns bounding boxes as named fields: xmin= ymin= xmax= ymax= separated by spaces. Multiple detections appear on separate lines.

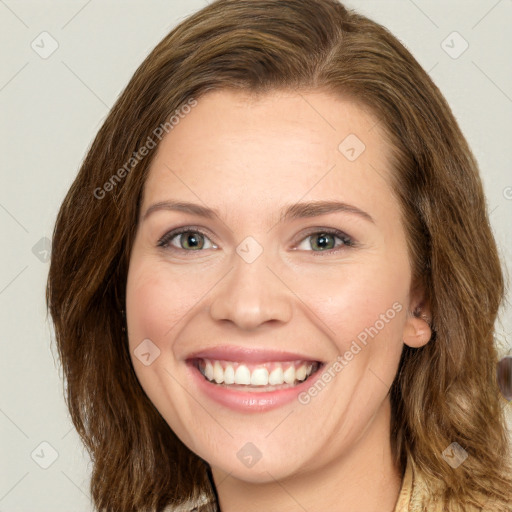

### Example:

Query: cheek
xmin=126 ymin=260 xmax=209 ymax=345
xmin=309 ymin=264 xmax=408 ymax=342
xmin=300 ymin=256 xmax=409 ymax=392
xmin=126 ymin=277 xmax=177 ymax=345
xmin=125 ymin=261 xmax=207 ymax=445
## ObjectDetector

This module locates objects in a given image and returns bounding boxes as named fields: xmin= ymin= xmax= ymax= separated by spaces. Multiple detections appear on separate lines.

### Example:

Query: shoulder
xmin=401 ymin=456 xmax=512 ymax=512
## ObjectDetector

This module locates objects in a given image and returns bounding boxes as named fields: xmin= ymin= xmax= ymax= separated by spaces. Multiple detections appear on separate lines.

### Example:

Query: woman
xmin=46 ymin=0 xmax=512 ymax=510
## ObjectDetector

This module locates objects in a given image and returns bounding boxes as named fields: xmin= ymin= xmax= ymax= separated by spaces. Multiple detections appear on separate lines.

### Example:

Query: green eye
xmin=157 ymin=227 xmax=355 ymax=255
xmin=157 ymin=229 xmax=216 ymax=251
xmin=177 ymin=232 xmax=205 ymax=250
xmin=296 ymin=230 xmax=355 ymax=254
xmin=310 ymin=233 xmax=336 ymax=251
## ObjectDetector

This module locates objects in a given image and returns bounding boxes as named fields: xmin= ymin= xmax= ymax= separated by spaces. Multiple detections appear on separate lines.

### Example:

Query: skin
xmin=125 ymin=89 xmax=433 ymax=512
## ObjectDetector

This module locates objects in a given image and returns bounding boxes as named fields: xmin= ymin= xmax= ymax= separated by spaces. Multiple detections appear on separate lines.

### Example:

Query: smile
xmin=185 ymin=347 xmax=326 ymax=411
xmin=194 ymin=358 xmax=322 ymax=390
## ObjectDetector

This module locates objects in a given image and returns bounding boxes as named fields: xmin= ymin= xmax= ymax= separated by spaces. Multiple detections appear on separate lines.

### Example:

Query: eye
xmin=296 ymin=229 xmax=355 ymax=255
xmin=157 ymin=228 xmax=217 ymax=252
xmin=157 ymin=227 xmax=356 ymax=255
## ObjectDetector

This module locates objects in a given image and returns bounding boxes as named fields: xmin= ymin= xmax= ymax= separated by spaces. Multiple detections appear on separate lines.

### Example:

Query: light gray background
xmin=1 ymin=1 xmax=511 ymax=510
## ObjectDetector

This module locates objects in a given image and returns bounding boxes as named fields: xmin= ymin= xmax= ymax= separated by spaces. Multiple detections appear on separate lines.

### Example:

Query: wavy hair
xmin=46 ymin=0 xmax=512 ymax=510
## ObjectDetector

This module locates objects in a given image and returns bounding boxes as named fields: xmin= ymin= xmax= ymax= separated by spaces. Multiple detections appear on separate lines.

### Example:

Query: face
xmin=125 ymin=89 xmax=430 ymax=483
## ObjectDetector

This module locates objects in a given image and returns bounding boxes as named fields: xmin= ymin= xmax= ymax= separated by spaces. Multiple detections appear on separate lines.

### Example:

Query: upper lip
xmin=185 ymin=346 xmax=323 ymax=364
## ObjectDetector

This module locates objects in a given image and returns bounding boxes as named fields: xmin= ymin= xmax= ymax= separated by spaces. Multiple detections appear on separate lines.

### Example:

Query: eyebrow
xmin=142 ymin=199 xmax=375 ymax=224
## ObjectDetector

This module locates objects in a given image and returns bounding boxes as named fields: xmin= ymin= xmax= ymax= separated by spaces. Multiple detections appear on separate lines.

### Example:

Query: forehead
xmin=141 ymin=89 xmax=395 ymax=224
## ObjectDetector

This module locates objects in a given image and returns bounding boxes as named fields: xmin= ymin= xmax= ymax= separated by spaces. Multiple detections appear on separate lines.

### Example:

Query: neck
xmin=210 ymin=397 xmax=403 ymax=512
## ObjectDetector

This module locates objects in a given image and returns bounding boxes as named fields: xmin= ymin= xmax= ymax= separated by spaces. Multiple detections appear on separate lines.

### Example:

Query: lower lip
xmin=186 ymin=361 xmax=325 ymax=412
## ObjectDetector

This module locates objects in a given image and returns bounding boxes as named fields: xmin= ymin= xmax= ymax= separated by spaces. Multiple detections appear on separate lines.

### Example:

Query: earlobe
xmin=403 ymin=315 xmax=432 ymax=348
xmin=403 ymin=287 xmax=433 ymax=348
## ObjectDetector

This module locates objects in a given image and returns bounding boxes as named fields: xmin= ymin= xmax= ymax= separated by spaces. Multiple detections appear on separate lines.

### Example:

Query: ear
xmin=403 ymin=286 xmax=432 ymax=349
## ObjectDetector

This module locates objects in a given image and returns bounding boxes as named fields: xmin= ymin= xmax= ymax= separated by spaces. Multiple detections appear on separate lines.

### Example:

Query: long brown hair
xmin=46 ymin=0 xmax=512 ymax=510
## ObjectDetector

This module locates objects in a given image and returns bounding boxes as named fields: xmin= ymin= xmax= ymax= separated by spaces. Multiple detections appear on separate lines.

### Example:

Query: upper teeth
xmin=198 ymin=359 xmax=318 ymax=386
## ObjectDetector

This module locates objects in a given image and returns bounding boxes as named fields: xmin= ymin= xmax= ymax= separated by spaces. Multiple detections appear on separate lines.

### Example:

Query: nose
xmin=208 ymin=251 xmax=293 ymax=331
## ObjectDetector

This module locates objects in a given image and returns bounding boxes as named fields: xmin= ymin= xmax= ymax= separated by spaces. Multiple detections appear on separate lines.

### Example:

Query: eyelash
xmin=157 ymin=226 xmax=357 ymax=256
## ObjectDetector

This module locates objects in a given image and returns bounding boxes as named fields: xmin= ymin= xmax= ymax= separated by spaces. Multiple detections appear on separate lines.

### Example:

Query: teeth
xmin=250 ymin=368 xmax=269 ymax=386
xmin=283 ymin=365 xmax=295 ymax=384
xmin=296 ymin=365 xmax=306 ymax=381
xmin=234 ymin=365 xmax=251 ymax=385
xmin=268 ymin=367 xmax=284 ymax=385
xmin=224 ymin=364 xmax=235 ymax=384
xmin=198 ymin=359 xmax=317 ymax=387
xmin=213 ymin=361 xmax=224 ymax=384
xmin=204 ymin=361 xmax=214 ymax=381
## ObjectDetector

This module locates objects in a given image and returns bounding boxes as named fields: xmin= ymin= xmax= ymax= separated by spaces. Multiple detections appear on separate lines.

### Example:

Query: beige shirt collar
xmin=392 ymin=456 xmax=414 ymax=512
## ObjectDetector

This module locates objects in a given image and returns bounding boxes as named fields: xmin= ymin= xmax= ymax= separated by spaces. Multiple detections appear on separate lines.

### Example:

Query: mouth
xmin=190 ymin=358 xmax=324 ymax=392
